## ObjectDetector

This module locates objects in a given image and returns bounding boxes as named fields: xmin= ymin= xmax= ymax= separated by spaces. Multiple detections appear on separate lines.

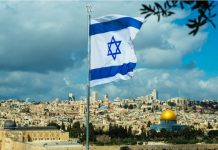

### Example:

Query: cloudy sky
xmin=0 ymin=1 xmax=217 ymax=101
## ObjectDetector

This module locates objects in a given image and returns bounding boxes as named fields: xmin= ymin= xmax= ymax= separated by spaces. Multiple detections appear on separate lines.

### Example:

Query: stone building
xmin=0 ymin=120 xmax=69 ymax=148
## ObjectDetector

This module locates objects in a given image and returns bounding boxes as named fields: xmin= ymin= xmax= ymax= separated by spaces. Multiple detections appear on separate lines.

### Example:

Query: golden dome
xmin=160 ymin=109 xmax=176 ymax=120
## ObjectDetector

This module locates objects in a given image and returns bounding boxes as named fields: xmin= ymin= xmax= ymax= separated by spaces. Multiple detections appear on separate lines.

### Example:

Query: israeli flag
xmin=90 ymin=14 xmax=143 ymax=87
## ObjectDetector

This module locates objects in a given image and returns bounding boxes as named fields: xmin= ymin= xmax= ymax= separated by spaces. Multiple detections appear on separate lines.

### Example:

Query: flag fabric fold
xmin=90 ymin=14 xmax=143 ymax=87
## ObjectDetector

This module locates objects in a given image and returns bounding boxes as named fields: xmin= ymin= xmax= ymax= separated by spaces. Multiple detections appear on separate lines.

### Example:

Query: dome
xmin=99 ymin=105 xmax=108 ymax=111
xmin=160 ymin=109 xmax=176 ymax=120
xmin=4 ymin=120 xmax=16 ymax=129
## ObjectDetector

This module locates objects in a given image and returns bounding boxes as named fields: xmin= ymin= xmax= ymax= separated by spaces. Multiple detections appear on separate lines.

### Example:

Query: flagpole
xmin=86 ymin=5 xmax=92 ymax=150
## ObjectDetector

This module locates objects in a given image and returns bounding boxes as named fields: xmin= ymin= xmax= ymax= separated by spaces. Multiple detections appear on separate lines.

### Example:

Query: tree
xmin=20 ymin=107 xmax=30 ymax=113
xmin=110 ymin=124 xmax=128 ymax=139
xmin=147 ymin=121 xmax=151 ymax=127
xmin=89 ymin=123 xmax=95 ymax=142
xmin=95 ymin=127 xmax=104 ymax=136
xmin=140 ymin=125 xmax=147 ymax=140
xmin=159 ymin=128 xmax=168 ymax=139
xmin=127 ymin=126 xmax=132 ymax=138
xmin=96 ymin=134 xmax=111 ymax=145
xmin=140 ymin=129 xmax=147 ymax=141
xmin=69 ymin=121 xmax=81 ymax=138
xmin=47 ymin=122 xmax=60 ymax=129
xmin=177 ymin=126 xmax=203 ymax=140
xmin=109 ymin=123 xmax=113 ymax=137
xmin=148 ymin=129 xmax=157 ymax=139
xmin=141 ymin=0 xmax=216 ymax=36
xmin=207 ymin=122 xmax=213 ymax=129
xmin=192 ymin=105 xmax=197 ymax=111
xmin=168 ymin=102 xmax=176 ymax=107
xmin=80 ymin=124 xmax=86 ymax=142
xmin=123 ymin=104 xmax=128 ymax=109
xmin=155 ymin=105 xmax=159 ymax=110
xmin=128 ymin=104 xmax=134 ymax=109
xmin=81 ymin=123 xmax=95 ymax=142
xmin=118 ymin=125 xmax=128 ymax=138
xmin=61 ymin=120 xmax=66 ymax=131
xmin=208 ymin=130 xmax=218 ymax=139
xmin=13 ymin=119 xmax=17 ymax=127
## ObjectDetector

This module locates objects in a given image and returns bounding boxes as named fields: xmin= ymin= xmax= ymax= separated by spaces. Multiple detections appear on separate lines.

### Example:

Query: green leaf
xmin=210 ymin=21 xmax=216 ymax=28
xmin=155 ymin=2 xmax=164 ymax=11
xmin=200 ymin=20 xmax=207 ymax=26
xmin=166 ymin=1 xmax=171 ymax=8
xmin=186 ymin=23 xmax=195 ymax=28
xmin=140 ymin=11 xmax=148 ymax=15
xmin=168 ymin=11 xmax=175 ymax=16
xmin=180 ymin=1 xmax=184 ymax=9
xmin=211 ymin=14 xmax=216 ymax=18
xmin=191 ymin=2 xmax=202 ymax=10
xmin=144 ymin=13 xmax=152 ymax=19
xmin=172 ymin=0 xmax=178 ymax=7
xmin=188 ymin=19 xmax=196 ymax=23
xmin=157 ymin=14 xmax=160 ymax=22
xmin=142 ymin=4 xmax=153 ymax=12
xmin=142 ymin=4 xmax=147 ymax=9
xmin=183 ymin=1 xmax=194 ymax=5
xmin=189 ymin=28 xmax=198 ymax=36
xmin=164 ymin=2 xmax=167 ymax=9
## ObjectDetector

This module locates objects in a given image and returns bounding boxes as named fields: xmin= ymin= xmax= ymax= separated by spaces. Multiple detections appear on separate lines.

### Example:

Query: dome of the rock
xmin=160 ymin=109 xmax=177 ymax=121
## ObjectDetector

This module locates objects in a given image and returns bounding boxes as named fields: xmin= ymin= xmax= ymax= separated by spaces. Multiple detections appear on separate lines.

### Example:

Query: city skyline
xmin=0 ymin=88 xmax=217 ymax=149
xmin=0 ymin=1 xmax=218 ymax=101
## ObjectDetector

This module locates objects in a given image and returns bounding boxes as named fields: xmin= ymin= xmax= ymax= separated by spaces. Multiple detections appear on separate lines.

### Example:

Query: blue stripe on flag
xmin=90 ymin=62 xmax=136 ymax=80
xmin=90 ymin=17 xmax=143 ymax=36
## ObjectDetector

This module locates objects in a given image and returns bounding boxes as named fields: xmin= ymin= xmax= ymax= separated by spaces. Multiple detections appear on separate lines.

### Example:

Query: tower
xmin=68 ymin=92 xmax=75 ymax=101
xmin=151 ymin=89 xmax=158 ymax=100
xmin=90 ymin=91 xmax=98 ymax=103
xmin=104 ymin=94 xmax=109 ymax=100
xmin=79 ymin=101 xmax=86 ymax=115
xmin=103 ymin=94 xmax=109 ymax=107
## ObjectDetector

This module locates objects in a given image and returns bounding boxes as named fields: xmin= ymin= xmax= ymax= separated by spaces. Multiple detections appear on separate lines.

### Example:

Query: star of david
xmin=107 ymin=36 xmax=122 ymax=60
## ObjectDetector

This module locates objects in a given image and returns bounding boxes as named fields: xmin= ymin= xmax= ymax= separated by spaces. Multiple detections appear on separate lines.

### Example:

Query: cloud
xmin=135 ymin=11 xmax=208 ymax=69
xmin=0 ymin=1 xmax=216 ymax=101
xmin=0 ymin=2 xmax=87 ymax=73
xmin=93 ymin=67 xmax=218 ymax=101
xmin=181 ymin=61 xmax=197 ymax=70
xmin=0 ymin=67 xmax=87 ymax=100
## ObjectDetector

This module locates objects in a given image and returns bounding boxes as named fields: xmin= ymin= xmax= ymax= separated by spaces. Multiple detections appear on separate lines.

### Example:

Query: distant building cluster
xmin=0 ymin=89 xmax=218 ymax=149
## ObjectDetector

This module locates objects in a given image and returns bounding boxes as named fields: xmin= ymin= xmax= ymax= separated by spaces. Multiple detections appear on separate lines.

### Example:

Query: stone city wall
xmin=1 ymin=140 xmax=218 ymax=150
xmin=1 ymin=138 xmax=46 ymax=150
xmin=36 ymin=146 xmax=120 ymax=150
xmin=48 ymin=145 xmax=218 ymax=150
xmin=128 ymin=144 xmax=218 ymax=150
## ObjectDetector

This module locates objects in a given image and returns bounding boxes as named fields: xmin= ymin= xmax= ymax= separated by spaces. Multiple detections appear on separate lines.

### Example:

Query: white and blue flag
xmin=90 ymin=14 xmax=143 ymax=87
